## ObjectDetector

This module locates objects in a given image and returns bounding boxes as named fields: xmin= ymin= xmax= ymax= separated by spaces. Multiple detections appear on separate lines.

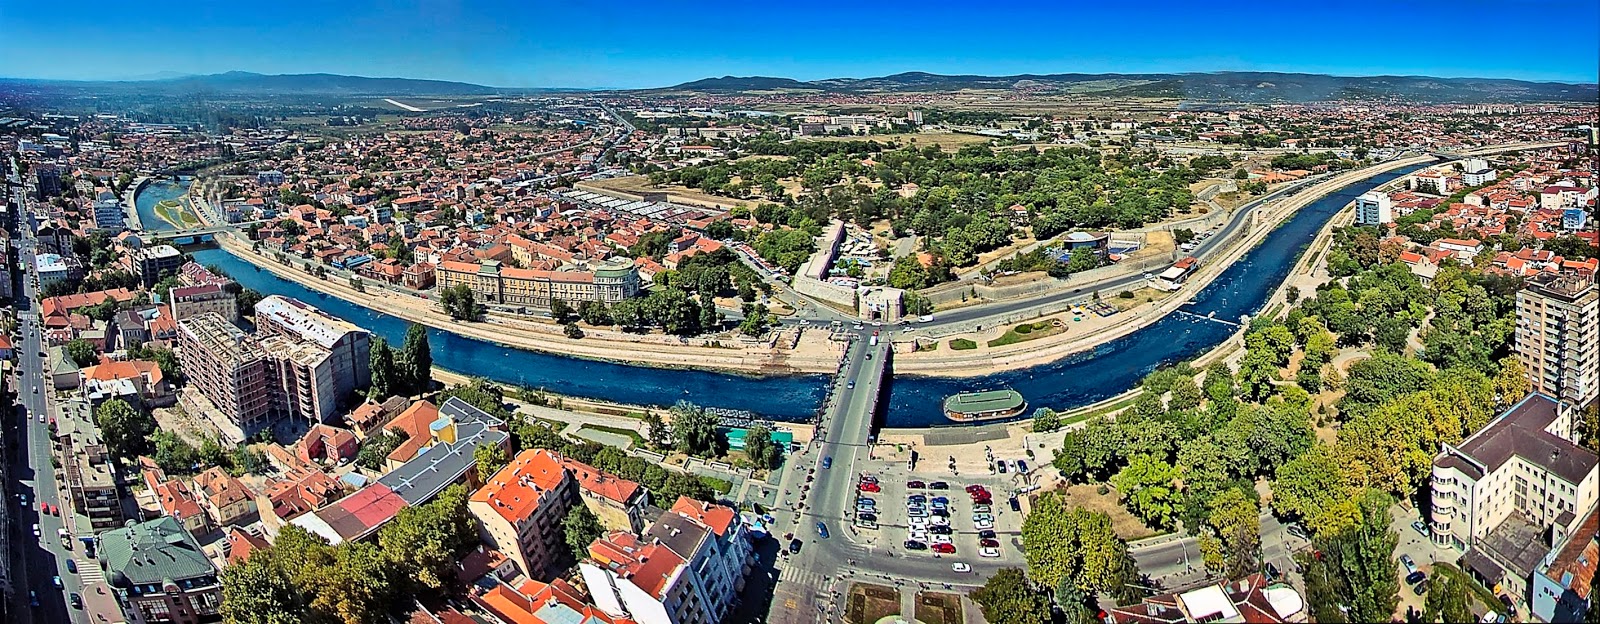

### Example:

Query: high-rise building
xmin=35 ymin=163 xmax=62 ymax=198
xmin=579 ymin=496 xmax=754 ymax=624
xmin=1353 ymin=191 xmax=1393 ymax=226
xmin=93 ymin=198 xmax=126 ymax=231
xmin=254 ymin=295 xmax=371 ymax=403
xmin=1516 ymin=274 xmax=1600 ymax=408
xmin=176 ymin=313 xmax=274 ymax=440
xmin=131 ymin=245 xmax=184 ymax=288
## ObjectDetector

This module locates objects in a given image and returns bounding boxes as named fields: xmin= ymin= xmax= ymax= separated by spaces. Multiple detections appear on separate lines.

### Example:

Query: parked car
xmin=977 ymin=530 xmax=997 ymax=539
xmin=1405 ymin=571 xmax=1426 ymax=585
xmin=1400 ymin=554 xmax=1418 ymax=576
xmin=928 ymin=481 xmax=950 ymax=490
xmin=929 ymin=525 xmax=953 ymax=535
xmin=858 ymin=512 xmax=877 ymax=522
xmin=858 ymin=482 xmax=880 ymax=493
xmin=1413 ymin=579 xmax=1428 ymax=596
xmin=931 ymin=543 xmax=956 ymax=554
xmin=907 ymin=480 xmax=926 ymax=489
xmin=1016 ymin=459 xmax=1029 ymax=473
xmin=965 ymin=485 xmax=987 ymax=495
xmin=973 ymin=504 xmax=992 ymax=514
xmin=974 ymin=518 xmax=995 ymax=530
xmin=980 ymin=547 xmax=1001 ymax=558
xmin=859 ymin=475 xmax=878 ymax=484
xmin=931 ymin=496 xmax=950 ymax=505
xmin=980 ymin=538 xmax=1001 ymax=548
xmin=997 ymin=461 xmax=1007 ymax=473
xmin=908 ymin=494 xmax=927 ymax=504
xmin=857 ymin=497 xmax=876 ymax=507
xmin=928 ymin=515 xmax=950 ymax=527
xmin=1411 ymin=520 xmax=1430 ymax=538
xmin=904 ymin=540 xmax=927 ymax=550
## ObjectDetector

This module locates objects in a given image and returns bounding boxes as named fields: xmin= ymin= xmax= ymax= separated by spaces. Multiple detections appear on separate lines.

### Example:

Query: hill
xmin=0 ymin=71 xmax=503 ymax=96
xmin=661 ymin=71 xmax=1598 ymax=103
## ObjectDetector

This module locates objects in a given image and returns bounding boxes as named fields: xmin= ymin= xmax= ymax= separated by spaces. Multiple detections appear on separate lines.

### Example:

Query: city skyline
xmin=3 ymin=0 xmax=1597 ymax=88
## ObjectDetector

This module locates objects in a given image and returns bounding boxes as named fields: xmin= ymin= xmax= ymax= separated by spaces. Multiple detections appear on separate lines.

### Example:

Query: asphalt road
xmin=1130 ymin=511 xmax=1309 ymax=591
xmin=5 ymin=206 xmax=88 ymax=624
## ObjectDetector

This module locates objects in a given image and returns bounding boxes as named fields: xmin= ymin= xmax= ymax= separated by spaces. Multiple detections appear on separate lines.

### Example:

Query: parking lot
xmin=836 ymin=444 xmax=1031 ymax=570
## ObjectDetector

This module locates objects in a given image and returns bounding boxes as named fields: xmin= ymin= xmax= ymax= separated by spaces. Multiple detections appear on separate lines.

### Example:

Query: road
xmin=1129 ymin=511 xmax=1308 ymax=591
xmin=5 ymin=199 xmax=89 ymax=623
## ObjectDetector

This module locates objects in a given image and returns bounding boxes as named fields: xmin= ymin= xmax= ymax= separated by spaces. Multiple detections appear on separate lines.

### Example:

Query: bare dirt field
xmin=578 ymin=176 xmax=752 ymax=210
xmin=1058 ymin=484 xmax=1157 ymax=541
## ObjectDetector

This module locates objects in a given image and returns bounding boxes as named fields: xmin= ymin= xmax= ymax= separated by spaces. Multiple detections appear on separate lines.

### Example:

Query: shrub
xmin=1014 ymin=323 xmax=1034 ymax=334
xmin=1119 ymin=290 xmax=1135 ymax=299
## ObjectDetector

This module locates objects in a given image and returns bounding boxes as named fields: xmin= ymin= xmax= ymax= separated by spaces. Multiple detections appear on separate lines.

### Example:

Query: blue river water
xmin=190 ymin=163 xmax=1422 ymax=428
xmin=134 ymin=178 xmax=189 ymax=232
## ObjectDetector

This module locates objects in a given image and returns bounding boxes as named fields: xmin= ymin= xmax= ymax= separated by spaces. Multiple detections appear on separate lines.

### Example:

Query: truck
xmin=58 ymin=527 xmax=71 ymax=550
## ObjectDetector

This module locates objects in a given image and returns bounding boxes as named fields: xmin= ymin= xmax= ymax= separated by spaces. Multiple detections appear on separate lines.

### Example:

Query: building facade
xmin=254 ymin=295 xmax=371 ymax=404
xmin=176 ymin=313 xmax=274 ymax=439
xmin=436 ymin=257 xmax=641 ymax=308
xmin=1516 ymin=274 xmax=1599 ymax=408
xmin=1354 ymin=190 xmax=1393 ymax=226
xmin=168 ymin=284 xmax=239 ymax=323
xmin=132 ymin=245 xmax=185 ymax=289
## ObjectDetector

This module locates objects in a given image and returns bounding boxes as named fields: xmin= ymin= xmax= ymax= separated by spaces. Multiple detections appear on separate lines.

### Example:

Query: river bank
xmin=215 ymin=234 xmax=845 ymax=376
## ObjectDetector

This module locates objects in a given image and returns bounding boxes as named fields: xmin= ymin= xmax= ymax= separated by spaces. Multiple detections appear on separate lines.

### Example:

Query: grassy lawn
xmin=845 ymin=583 xmax=901 ymax=624
xmin=949 ymin=338 xmax=978 ymax=350
xmin=700 ymin=475 xmax=734 ymax=494
xmin=914 ymin=592 xmax=963 ymax=624
xmin=576 ymin=423 xmax=646 ymax=448
xmin=986 ymin=321 xmax=1065 ymax=348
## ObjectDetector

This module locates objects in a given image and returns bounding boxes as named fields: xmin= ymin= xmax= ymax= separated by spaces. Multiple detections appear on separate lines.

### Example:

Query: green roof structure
xmin=98 ymin=516 xmax=218 ymax=593
xmin=942 ymin=389 xmax=1027 ymax=422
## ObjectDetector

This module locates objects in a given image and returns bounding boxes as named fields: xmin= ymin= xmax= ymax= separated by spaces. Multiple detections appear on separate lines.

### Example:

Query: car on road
xmin=1411 ymin=520 xmax=1430 ymax=538
xmin=70 ymin=593 xmax=83 ymax=609
xmin=19 ymin=492 xmax=31 ymax=507
xmin=53 ymin=575 xmax=62 ymax=589
xmin=822 ymin=457 xmax=832 ymax=469
xmin=907 ymin=480 xmax=925 ymax=489
xmin=66 ymin=559 xmax=77 ymax=573
xmin=931 ymin=543 xmax=956 ymax=554
xmin=904 ymin=540 xmax=927 ymax=550
xmin=37 ymin=412 xmax=44 ymax=423
xmin=928 ymin=481 xmax=949 ymax=490
xmin=816 ymin=522 xmax=830 ymax=539
xmin=789 ymin=539 xmax=803 ymax=554
xmin=32 ymin=523 xmax=41 ymax=537
xmin=29 ymin=590 xmax=39 ymax=608
xmin=847 ymin=381 xmax=855 ymax=389
xmin=979 ymin=546 xmax=1001 ymax=558
xmin=951 ymin=563 xmax=971 ymax=573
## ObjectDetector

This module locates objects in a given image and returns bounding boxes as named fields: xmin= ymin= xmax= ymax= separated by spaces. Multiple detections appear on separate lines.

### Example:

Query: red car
xmin=965 ymin=485 xmax=986 ymax=494
xmin=858 ymin=482 xmax=881 ymax=493
xmin=972 ymin=495 xmax=993 ymax=505
xmin=931 ymin=543 xmax=956 ymax=554
xmin=980 ymin=538 xmax=1001 ymax=548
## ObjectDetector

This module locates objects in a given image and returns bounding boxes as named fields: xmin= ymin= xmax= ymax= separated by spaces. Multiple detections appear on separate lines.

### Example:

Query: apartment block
xmin=1353 ymin=190 xmax=1393 ymax=226
xmin=254 ymin=295 xmax=371 ymax=403
xmin=97 ymin=516 xmax=222 ymax=624
xmin=469 ymin=449 xmax=647 ymax=579
xmin=131 ymin=245 xmax=184 ymax=289
xmin=1516 ymin=273 xmax=1600 ymax=408
xmin=176 ymin=313 xmax=274 ymax=440
xmin=1431 ymin=393 xmax=1599 ymax=610
xmin=579 ymin=496 xmax=753 ymax=624
xmin=52 ymin=399 xmax=125 ymax=531
xmin=260 ymin=334 xmax=339 ymax=424
xmin=436 ymin=257 xmax=641 ymax=308
xmin=168 ymin=284 xmax=238 ymax=323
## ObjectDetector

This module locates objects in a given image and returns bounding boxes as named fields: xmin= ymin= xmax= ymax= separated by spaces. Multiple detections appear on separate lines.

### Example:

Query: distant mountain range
xmin=1 ymin=71 xmax=504 ymax=96
xmin=662 ymin=71 xmax=1599 ymax=103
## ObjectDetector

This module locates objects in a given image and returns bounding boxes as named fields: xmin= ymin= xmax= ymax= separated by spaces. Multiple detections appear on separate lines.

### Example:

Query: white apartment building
xmin=580 ymin=497 xmax=753 ymax=624
xmin=1462 ymin=158 xmax=1497 ymax=186
xmin=1516 ymin=274 xmax=1600 ymax=408
xmin=1353 ymin=190 xmax=1393 ymax=226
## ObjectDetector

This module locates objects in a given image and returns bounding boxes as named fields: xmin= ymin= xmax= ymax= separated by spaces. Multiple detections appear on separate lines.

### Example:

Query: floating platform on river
xmin=942 ymin=389 xmax=1027 ymax=423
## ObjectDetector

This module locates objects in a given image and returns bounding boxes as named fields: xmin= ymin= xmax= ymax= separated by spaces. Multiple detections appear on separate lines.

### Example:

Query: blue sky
xmin=3 ymin=0 xmax=1596 ymax=88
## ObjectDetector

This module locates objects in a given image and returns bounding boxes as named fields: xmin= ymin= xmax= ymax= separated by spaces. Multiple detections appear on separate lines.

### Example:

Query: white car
xmin=952 ymin=562 xmax=972 ymax=573
xmin=928 ymin=515 xmax=950 ymax=527
xmin=973 ymin=514 xmax=994 ymax=524
xmin=909 ymin=530 xmax=929 ymax=543
xmin=974 ymin=518 xmax=995 ymax=530
xmin=980 ymin=547 xmax=1001 ymax=558
xmin=931 ymin=535 xmax=953 ymax=546
xmin=908 ymin=517 xmax=928 ymax=528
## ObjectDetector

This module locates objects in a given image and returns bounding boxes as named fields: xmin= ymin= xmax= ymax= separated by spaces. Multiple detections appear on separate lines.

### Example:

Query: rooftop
xmin=376 ymin=397 xmax=508 ymax=505
xmin=1443 ymin=393 xmax=1597 ymax=486
xmin=942 ymin=389 xmax=1025 ymax=415
xmin=98 ymin=516 xmax=218 ymax=590
xmin=255 ymin=294 xmax=369 ymax=349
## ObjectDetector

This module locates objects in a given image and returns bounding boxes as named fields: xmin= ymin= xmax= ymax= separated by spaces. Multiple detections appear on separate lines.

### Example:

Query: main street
xmin=4 ymin=197 xmax=90 ymax=624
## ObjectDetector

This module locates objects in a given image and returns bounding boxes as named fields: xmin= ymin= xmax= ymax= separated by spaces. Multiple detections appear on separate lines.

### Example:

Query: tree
xmin=1168 ymin=376 xmax=1203 ymax=412
xmin=562 ymin=504 xmax=605 ymax=563
xmin=152 ymin=431 xmax=200 ymax=474
xmin=743 ymin=424 xmax=780 ymax=470
xmin=669 ymin=401 xmax=725 ymax=457
xmin=475 ymin=444 xmax=509 ymax=480
xmin=96 ymin=399 xmax=154 ymax=462
xmin=1021 ymin=491 xmax=1141 ymax=596
xmin=1272 ymin=444 xmax=1357 ymax=538
xmin=220 ymin=554 xmax=303 ymax=624
xmin=1424 ymin=570 xmax=1473 ymax=624
xmin=1110 ymin=455 xmax=1180 ymax=530
xmin=1300 ymin=490 xmax=1399 ymax=624
xmin=439 ymin=284 xmax=481 ymax=321
xmin=66 ymin=339 xmax=99 ymax=367
xmin=578 ymin=300 xmax=612 ymax=326
xmin=549 ymin=298 xmax=573 ymax=323
xmin=398 ymin=324 xmax=433 ymax=395
xmin=563 ymin=322 xmax=585 ymax=339
xmin=643 ymin=411 xmax=670 ymax=450
xmin=356 ymin=430 xmax=405 ymax=471
xmin=1031 ymin=408 xmax=1061 ymax=433
xmin=378 ymin=484 xmax=472 ymax=596
xmin=970 ymin=568 xmax=1051 ymax=624
xmin=368 ymin=337 xmax=395 ymax=399
xmin=1205 ymin=488 xmax=1260 ymax=578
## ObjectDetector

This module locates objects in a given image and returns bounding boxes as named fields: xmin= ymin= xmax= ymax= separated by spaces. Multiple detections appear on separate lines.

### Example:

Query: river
xmin=191 ymin=164 xmax=1422 ymax=428
xmin=134 ymin=178 xmax=189 ymax=232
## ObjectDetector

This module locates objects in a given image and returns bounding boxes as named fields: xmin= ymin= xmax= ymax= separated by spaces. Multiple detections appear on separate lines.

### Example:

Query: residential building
xmin=35 ymin=162 xmax=62 ymax=197
xmin=1102 ymin=574 xmax=1305 ymax=623
xmin=192 ymin=467 xmax=257 ymax=528
xmin=52 ymin=399 xmax=125 ymax=531
xmin=94 ymin=198 xmax=127 ymax=231
xmin=254 ymin=295 xmax=371 ymax=405
xmin=436 ymin=257 xmax=641 ymax=308
xmin=79 ymin=358 xmax=172 ymax=408
xmin=472 ymin=576 xmax=626 ymax=624
xmin=147 ymin=469 xmax=215 ymax=537
xmin=1431 ymin=394 xmax=1600 ymax=611
xmin=168 ymin=284 xmax=238 ymax=323
xmin=290 ymin=482 xmax=409 ymax=545
xmin=1354 ymin=190 xmax=1393 ymax=226
xmin=1531 ymin=506 xmax=1597 ymax=623
xmin=469 ymin=449 xmax=578 ymax=579
xmin=259 ymin=334 xmax=340 ymax=424
xmin=131 ymin=245 xmax=184 ymax=289
xmin=579 ymin=497 xmax=754 ymax=624
xmin=97 ymin=516 xmax=222 ymax=624
xmin=1516 ymin=274 xmax=1600 ymax=407
xmin=176 ymin=313 xmax=274 ymax=441
xmin=1463 ymin=159 xmax=1498 ymax=186
xmin=257 ymin=170 xmax=285 ymax=186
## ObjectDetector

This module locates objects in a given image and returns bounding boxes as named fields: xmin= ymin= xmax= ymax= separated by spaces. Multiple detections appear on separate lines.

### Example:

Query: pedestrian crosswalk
xmin=777 ymin=565 xmax=828 ymax=588
xmin=75 ymin=556 xmax=104 ymax=585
